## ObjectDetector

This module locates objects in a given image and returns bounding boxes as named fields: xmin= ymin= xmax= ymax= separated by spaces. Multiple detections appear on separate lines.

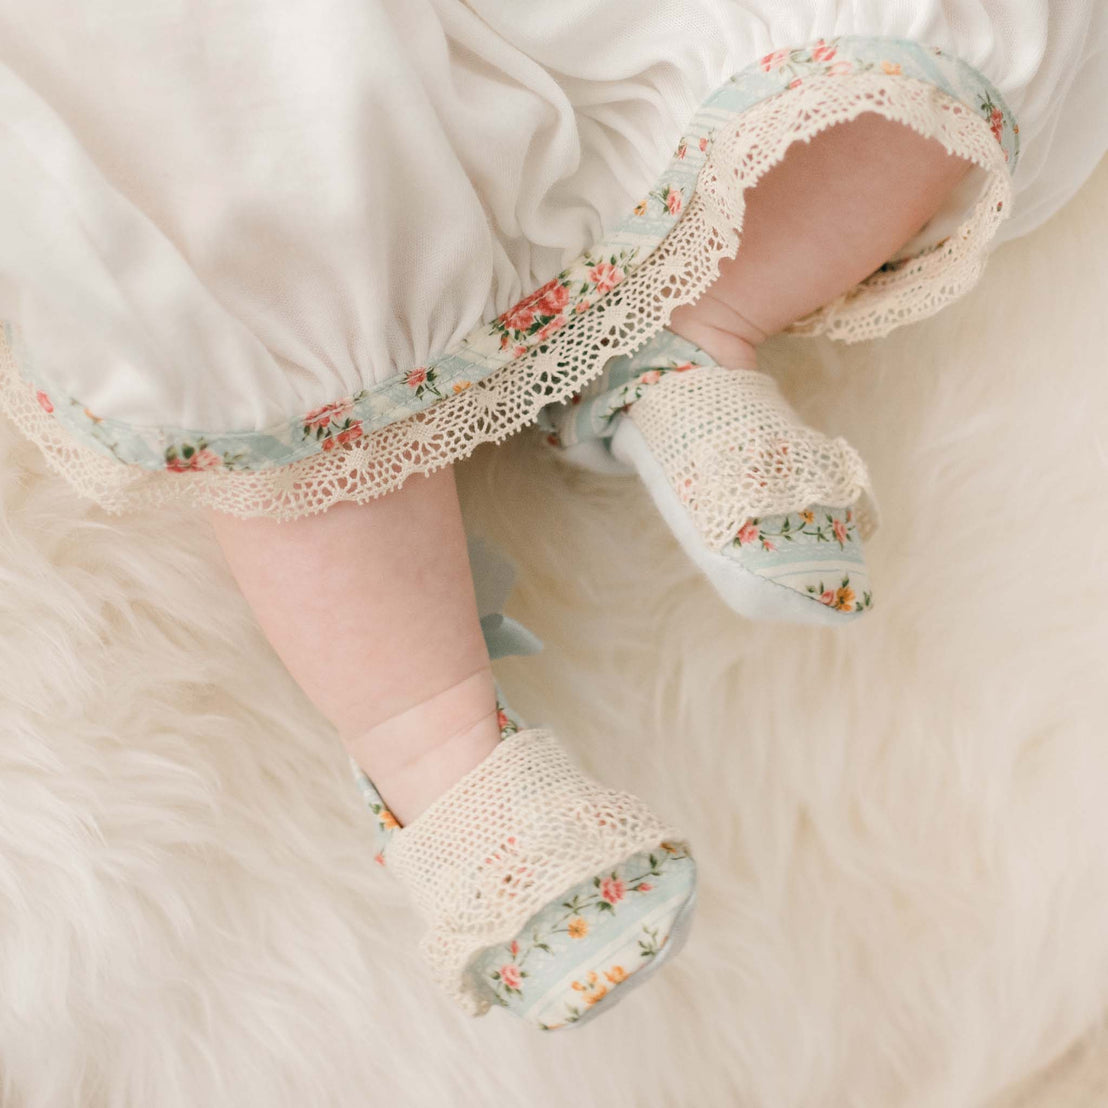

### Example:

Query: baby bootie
xmin=543 ymin=329 xmax=876 ymax=625
xmin=351 ymin=541 xmax=697 ymax=1030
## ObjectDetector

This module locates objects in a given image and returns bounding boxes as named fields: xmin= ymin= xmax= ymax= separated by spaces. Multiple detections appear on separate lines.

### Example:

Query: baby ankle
xmin=344 ymin=668 xmax=501 ymax=826
xmin=667 ymin=306 xmax=761 ymax=371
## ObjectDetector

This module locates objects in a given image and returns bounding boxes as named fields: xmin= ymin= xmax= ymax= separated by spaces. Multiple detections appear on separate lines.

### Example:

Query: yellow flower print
xmin=833 ymin=586 xmax=856 ymax=611
xmin=570 ymin=971 xmax=609 ymax=1007
xmin=567 ymin=916 xmax=588 ymax=939
xmin=633 ymin=199 xmax=648 ymax=216
xmin=799 ymin=509 xmax=815 ymax=525
xmin=604 ymin=966 xmax=627 ymax=985
xmin=881 ymin=61 xmax=902 ymax=75
xmin=378 ymin=808 xmax=400 ymax=831
xmin=452 ymin=380 xmax=472 ymax=394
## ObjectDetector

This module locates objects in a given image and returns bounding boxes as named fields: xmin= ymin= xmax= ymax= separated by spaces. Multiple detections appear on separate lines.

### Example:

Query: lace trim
xmin=383 ymin=729 xmax=679 ymax=1016
xmin=626 ymin=365 xmax=876 ymax=549
xmin=0 ymin=73 xmax=1011 ymax=519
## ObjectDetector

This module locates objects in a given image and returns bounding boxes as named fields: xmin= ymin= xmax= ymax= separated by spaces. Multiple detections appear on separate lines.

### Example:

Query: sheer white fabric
xmin=0 ymin=0 xmax=1103 ymax=439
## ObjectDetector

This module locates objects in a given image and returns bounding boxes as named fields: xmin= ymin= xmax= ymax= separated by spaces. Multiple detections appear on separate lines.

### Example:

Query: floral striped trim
xmin=471 ymin=844 xmax=695 ymax=1030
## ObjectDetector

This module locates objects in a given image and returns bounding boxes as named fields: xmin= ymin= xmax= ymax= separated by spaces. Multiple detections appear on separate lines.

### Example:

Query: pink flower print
xmin=193 ymin=449 xmax=222 ymax=470
xmin=760 ymin=48 xmax=790 ymax=71
xmin=762 ymin=540 xmax=776 ymax=552
xmin=498 ymin=278 xmax=570 ymax=334
xmin=826 ymin=61 xmax=852 ymax=77
xmin=638 ymin=369 xmax=663 ymax=385
xmin=990 ymin=107 xmax=1004 ymax=143
xmin=575 ymin=300 xmax=591 ymax=313
xmin=509 ymin=940 xmax=519 ymax=958
xmin=736 ymin=520 xmax=760 ymax=546
xmin=406 ymin=367 xmax=428 ymax=389
xmin=500 ymin=964 xmax=522 ymax=990
xmin=676 ymin=140 xmax=687 ymax=160
xmin=374 ymin=852 xmax=385 ymax=866
xmin=674 ymin=362 xmax=696 ymax=373
xmin=599 ymin=876 xmax=626 ymax=905
xmin=320 ymin=421 xmax=364 ymax=451
xmin=832 ymin=518 xmax=848 ymax=545
xmin=637 ymin=883 xmax=653 ymax=893
xmin=819 ymin=588 xmax=836 ymax=606
xmin=537 ymin=315 xmax=566 ymax=342
xmin=304 ymin=398 xmax=352 ymax=430
xmin=36 ymin=390 xmax=53 ymax=414
xmin=502 ymin=305 xmax=535 ymax=331
xmin=166 ymin=447 xmax=221 ymax=473
xmin=698 ymin=136 xmax=708 ymax=152
xmin=665 ymin=187 xmax=683 ymax=216
xmin=335 ymin=423 xmax=363 ymax=447
xmin=537 ymin=280 xmax=570 ymax=316
xmin=788 ymin=78 xmax=803 ymax=90
xmin=588 ymin=261 xmax=624 ymax=294
xmin=811 ymin=40 xmax=836 ymax=63
xmin=513 ymin=344 xmax=527 ymax=357
xmin=497 ymin=708 xmax=510 ymax=732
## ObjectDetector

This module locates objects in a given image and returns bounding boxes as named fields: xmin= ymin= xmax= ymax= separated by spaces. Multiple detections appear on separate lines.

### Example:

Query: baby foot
xmin=353 ymin=712 xmax=696 ymax=1030
xmin=350 ymin=545 xmax=697 ymax=1029
xmin=546 ymin=329 xmax=876 ymax=625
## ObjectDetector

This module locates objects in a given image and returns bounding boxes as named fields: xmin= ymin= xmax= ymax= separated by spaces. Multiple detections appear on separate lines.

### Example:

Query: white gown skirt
xmin=0 ymin=0 xmax=1104 ymax=517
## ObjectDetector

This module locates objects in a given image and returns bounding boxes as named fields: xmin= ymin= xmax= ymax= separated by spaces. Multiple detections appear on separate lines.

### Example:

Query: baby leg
xmin=668 ymin=113 xmax=972 ymax=365
xmin=211 ymin=467 xmax=699 ymax=1029
xmin=565 ymin=115 xmax=975 ymax=623
xmin=210 ymin=466 xmax=499 ymax=826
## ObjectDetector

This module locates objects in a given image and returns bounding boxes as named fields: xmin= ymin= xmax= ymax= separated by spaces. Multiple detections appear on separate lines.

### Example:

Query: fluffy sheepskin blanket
xmin=1 ymin=162 xmax=1106 ymax=1108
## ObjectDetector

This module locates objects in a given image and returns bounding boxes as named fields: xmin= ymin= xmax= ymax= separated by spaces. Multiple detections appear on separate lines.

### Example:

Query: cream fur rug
xmin=1 ymin=161 xmax=1106 ymax=1108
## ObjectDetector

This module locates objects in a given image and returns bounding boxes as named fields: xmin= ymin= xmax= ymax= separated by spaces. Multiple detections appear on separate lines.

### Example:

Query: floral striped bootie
xmin=543 ymin=329 xmax=877 ymax=625
xmin=351 ymin=542 xmax=697 ymax=1030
